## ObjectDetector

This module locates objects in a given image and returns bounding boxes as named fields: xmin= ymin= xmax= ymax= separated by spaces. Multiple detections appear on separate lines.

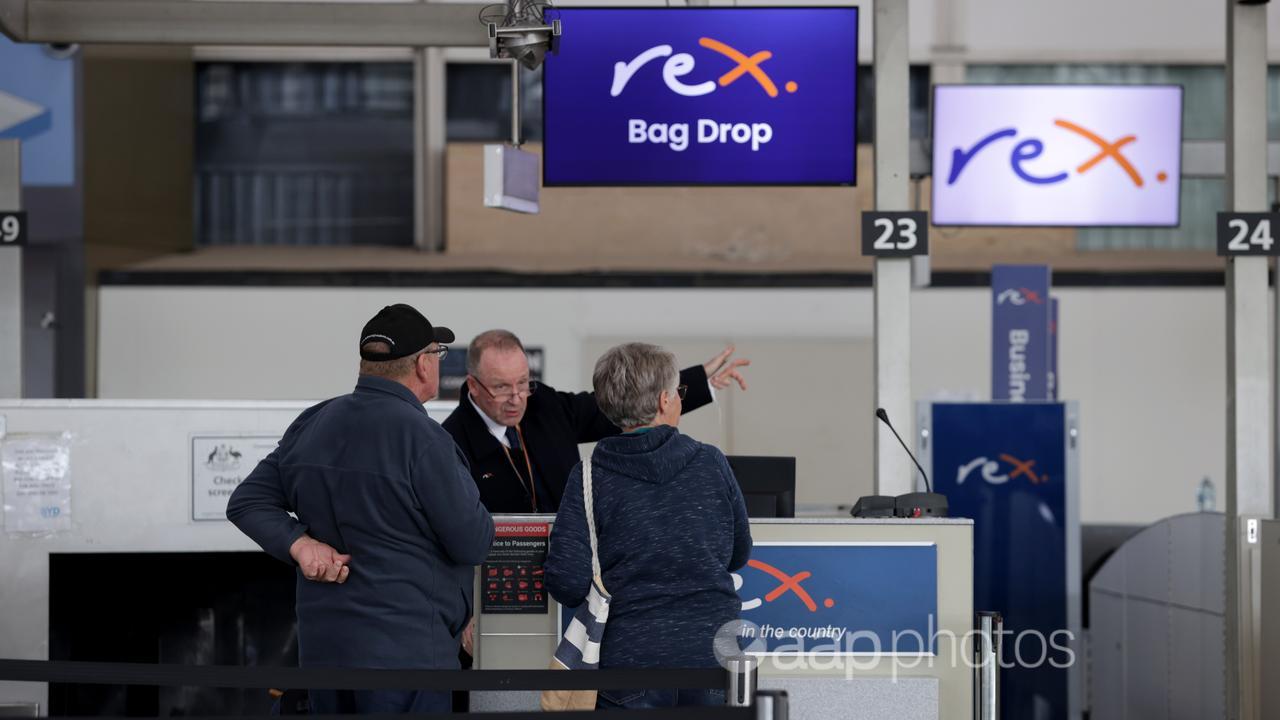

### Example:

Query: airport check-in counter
xmin=473 ymin=515 xmax=974 ymax=720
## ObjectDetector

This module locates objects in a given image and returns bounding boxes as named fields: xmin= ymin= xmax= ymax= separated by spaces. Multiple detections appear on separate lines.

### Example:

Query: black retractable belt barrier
xmin=35 ymin=707 xmax=747 ymax=712
xmin=0 ymin=659 xmax=725 ymax=692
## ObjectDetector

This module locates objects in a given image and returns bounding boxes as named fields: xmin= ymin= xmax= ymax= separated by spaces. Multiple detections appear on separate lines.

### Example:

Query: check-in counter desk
xmin=474 ymin=516 xmax=974 ymax=720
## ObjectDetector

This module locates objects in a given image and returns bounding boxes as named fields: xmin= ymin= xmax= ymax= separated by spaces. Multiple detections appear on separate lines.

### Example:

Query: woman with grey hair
xmin=545 ymin=342 xmax=753 ymax=710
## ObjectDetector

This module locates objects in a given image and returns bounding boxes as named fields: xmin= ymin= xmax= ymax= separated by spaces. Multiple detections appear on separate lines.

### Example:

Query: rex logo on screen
xmin=931 ymin=85 xmax=1183 ymax=226
xmin=612 ymin=38 xmax=799 ymax=153
xmin=946 ymin=119 xmax=1171 ymax=189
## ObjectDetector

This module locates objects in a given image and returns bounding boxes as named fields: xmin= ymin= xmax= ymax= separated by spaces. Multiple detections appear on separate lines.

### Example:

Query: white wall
xmin=98 ymin=285 xmax=1232 ymax=525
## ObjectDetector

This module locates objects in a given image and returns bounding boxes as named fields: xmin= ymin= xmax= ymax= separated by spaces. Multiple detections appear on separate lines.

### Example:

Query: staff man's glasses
xmin=471 ymin=376 xmax=539 ymax=401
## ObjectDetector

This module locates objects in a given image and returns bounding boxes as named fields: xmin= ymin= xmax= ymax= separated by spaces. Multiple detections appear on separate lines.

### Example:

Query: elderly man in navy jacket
xmin=228 ymin=304 xmax=495 ymax=715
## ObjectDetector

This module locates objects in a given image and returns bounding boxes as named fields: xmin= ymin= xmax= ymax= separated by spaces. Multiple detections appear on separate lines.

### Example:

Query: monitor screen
xmin=726 ymin=455 xmax=796 ymax=518
xmin=542 ymin=7 xmax=858 ymax=186
xmin=931 ymin=85 xmax=1183 ymax=227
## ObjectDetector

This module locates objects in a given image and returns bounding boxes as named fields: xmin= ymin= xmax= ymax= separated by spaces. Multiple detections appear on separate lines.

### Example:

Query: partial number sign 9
xmin=861 ymin=211 xmax=929 ymax=258
xmin=1217 ymin=212 xmax=1280 ymax=257
xmin=0 ymin=212 xmax=25 ymax=246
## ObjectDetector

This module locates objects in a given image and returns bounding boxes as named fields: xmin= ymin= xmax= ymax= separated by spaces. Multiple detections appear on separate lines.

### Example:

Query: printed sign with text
xmin=191 ymin=435 xmax=278 ymax=521
xmin=482 ymin=522 xmax=550 ymax=615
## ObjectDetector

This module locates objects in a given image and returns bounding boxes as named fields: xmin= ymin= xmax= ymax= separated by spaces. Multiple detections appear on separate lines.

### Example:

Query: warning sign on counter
xmin=481 ymin=522 xmax=549 ymax=615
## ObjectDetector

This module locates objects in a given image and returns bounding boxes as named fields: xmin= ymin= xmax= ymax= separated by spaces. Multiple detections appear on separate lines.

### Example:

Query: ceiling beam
xmin=0 ymin=0 xmax=489 ymax=47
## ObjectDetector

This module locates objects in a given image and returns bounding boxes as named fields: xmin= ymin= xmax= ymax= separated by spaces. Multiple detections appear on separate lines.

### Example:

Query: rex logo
xmin=947 ymin=120 xmax=1171 ymax=189
xmin=733 ymin=559 xmax=836 ymax=613
xmin=610 ymin=38 xmax=800 ymax=98
xmin=956 ymin=454 xmax=1048 ymax=486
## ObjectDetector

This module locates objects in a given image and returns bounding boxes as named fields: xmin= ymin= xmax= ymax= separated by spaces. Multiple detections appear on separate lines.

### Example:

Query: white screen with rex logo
xmin=932 ymin=85 xmax=1182 ymax=227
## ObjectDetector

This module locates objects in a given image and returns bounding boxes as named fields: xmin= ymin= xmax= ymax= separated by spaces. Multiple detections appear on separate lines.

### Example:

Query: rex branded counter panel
xmin=472 ymin=516 xmax=974 ymax=720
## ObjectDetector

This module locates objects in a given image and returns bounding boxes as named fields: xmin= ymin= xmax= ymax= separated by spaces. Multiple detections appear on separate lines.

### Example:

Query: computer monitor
xmin=726 ymin=455 xmax=796 ymax=519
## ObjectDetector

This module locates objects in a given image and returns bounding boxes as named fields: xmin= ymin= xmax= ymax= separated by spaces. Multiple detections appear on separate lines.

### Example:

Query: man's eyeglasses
xmin=676 ymin=385 xmax=688 ymax=400
xmin=472 ymin=376 xmax=539 ymax=401
xmin=421 ymin=346 xmax=448 ymax=360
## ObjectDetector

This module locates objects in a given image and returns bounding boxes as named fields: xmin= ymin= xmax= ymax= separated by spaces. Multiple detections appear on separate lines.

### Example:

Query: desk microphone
xmin=876 ymin=408 xmax=932 ymax=493
xmin=852 ymin=408 xmax=948 ymax=519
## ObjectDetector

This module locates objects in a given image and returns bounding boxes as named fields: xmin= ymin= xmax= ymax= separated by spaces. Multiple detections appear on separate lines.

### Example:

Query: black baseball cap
xmin=359 ymin=304 xmax=455 ymax=361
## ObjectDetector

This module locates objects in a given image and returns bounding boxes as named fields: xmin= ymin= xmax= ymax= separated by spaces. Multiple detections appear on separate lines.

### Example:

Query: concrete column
xmin=1225 ymin=2 xmax=1273 ymax=718
xmin=873 ymin=0 xmax=913 ymax=494
xmin=414 ymin=46 xmax=447 ymax=251
xmin=0 ymin=140 xmax=21 ymax=398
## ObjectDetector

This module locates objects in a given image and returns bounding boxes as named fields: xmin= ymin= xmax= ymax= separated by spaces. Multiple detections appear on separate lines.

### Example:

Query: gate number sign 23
xmin=1218 ymin=212 xmax=1280 ymax=257
xmin=862 ymin=211 xmax=928 ymax=257
xmin=0 ymin=212 xmax=25 ymax=247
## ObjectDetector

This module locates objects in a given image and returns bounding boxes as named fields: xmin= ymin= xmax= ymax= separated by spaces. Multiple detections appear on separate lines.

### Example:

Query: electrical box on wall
xmin=483 ymin=144 xmax=540 ymax=214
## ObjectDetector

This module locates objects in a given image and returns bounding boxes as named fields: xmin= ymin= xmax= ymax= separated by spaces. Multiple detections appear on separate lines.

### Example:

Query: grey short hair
xmin=467 ymin=329 xmax=527 ymax=375
xmin=359 ymin=341 xmax=421 ymax=379
xmin=592 ymin=342 xmax=679 ymax=430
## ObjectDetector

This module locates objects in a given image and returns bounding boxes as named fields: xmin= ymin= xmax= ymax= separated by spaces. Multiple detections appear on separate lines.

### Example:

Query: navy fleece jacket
xmin=227 ymin=376 xmax=495 ymax=669
xmin=544 ymin=425 xmax=752 ymax=668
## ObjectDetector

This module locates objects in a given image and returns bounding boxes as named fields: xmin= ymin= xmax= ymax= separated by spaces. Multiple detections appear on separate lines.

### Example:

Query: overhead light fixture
xmin=480 ymin=0 xmax=557 ymax=214
xmin=482 ymin=1 xmax=561 ymax=71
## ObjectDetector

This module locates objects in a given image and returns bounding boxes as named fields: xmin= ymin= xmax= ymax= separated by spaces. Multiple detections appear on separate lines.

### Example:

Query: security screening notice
xmin=481 ymin=522 xmax=550 ymax=615
xmin=1 ymin=433 xmax=73 ymax=534
xmin=191 ymin=435 xmax=278 ymax=521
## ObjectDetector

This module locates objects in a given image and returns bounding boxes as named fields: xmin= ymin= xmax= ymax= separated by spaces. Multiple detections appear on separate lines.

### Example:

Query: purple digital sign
xmin=932 ymin=85 xmax=1183 ymax=227
xmin=542 ymin=7 xmax=858 ymax=186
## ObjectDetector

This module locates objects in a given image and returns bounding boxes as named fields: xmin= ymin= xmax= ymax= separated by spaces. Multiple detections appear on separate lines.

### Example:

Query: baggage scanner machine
xmin=473 ymin=515 xmax=974 ymax=720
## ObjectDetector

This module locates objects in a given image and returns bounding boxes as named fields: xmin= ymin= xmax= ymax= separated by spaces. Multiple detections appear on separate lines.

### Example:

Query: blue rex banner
xmin=559 ymin=542 xmax=937 ymax=656
xmin=542 ymin=8 xmax=858 ymax=186
xmin=992 ymin=264 xmax=1052 ymax=401
xmin=929 ymin=402 xmax=1076 ymax=720
xmin=734 ymin=543 xmax=936 ymax=654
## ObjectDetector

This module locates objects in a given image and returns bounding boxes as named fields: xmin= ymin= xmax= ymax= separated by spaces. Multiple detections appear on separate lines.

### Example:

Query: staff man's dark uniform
xmin=443 ymin=366 xmax=713 ymax=513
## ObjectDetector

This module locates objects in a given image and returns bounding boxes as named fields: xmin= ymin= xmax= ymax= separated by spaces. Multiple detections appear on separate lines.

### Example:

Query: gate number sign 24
xmin=862 ymin=211 xmax=929 ymax=257
xmin=1218 ymin=212 xmax=1280 ymax=257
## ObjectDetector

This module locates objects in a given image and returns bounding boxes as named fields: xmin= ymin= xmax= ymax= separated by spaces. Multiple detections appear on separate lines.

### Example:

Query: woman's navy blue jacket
xmin=545 ymin=425 xmax=752 ymax=668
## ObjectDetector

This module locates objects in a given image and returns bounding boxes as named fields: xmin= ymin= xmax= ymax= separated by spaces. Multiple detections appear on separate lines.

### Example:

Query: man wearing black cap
xmin=228 ymin=304 xmax=494 ymax=715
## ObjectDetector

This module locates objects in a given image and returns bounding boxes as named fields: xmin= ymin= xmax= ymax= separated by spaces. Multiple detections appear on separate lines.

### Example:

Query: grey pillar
xmin=924 ymin=4 xmax=967 ymax=292
xmin=0 ymin=140 xmax=20 ymax=398
xmin=1226 ymin=2 xmax=1273 ymax=719
xmin=414 ymin=46 xmax=446 ymax=251
xmin=873 ymin=0 xmax=913 ymax=495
